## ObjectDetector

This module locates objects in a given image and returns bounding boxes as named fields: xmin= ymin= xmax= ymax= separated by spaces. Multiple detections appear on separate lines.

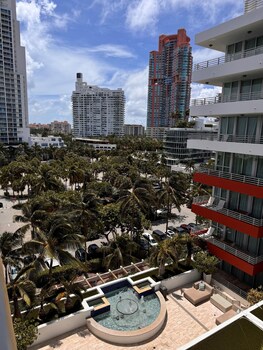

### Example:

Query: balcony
xmin=195 ymin=168 xmax=263 ymax=186
xmin=207 ymin=235 xmax=263 ymax=265
xmin=193 ymin=168 xmax=263 ymax=198
xmin=191 ymin=91 xmax=263 ymax=106
xmin=194 ymin=45 xmax=263 ymax=71
xmin=206 ymin=237 xmax=263 ymax=276
xmin=188 ymin=133 xmax=263 ymax=145
xmin=192 ymin=196 xmax=263 ymax=238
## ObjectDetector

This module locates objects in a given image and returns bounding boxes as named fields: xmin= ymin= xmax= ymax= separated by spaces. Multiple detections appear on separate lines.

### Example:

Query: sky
xmin=16 ymin=0 xmax=244 ymax=126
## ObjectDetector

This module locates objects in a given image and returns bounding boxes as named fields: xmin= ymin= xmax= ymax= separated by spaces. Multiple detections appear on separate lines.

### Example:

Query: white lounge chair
xmin=201 ymin=196 xmax=214 ymax=207
xmin=215 ymin=200 xmax=225 ymax=210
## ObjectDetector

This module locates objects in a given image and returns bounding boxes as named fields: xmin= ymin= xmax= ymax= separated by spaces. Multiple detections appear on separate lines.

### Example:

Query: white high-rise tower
xmin=72 ymin=73 xmax=125 ymax=137
xmin=0 ymin=0 xmax=29 ymax=144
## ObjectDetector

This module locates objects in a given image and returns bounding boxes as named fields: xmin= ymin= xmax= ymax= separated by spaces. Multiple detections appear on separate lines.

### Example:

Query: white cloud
xmin=126 ymin=0 xmax=160 ymax=33
xmin=124 ymin=0 xmax=243 ymax=32
xmin=123 ymin=67 xmax=148 ymax=125
xmin=89 ymin=0 xmax=127 ymax=24
xmin=192 ymin=48 xmax=223 ymax=65
xmin=87 ymin=44 xmax=136 ymax=58
xmin=191 ymin=83 xmax=221 ymax=101
xmin=29 ymin=94 xmax=72 ymax=123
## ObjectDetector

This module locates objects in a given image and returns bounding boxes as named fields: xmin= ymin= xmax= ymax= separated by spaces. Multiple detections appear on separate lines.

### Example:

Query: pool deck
xmin=31 ymin=286 xmax=224 ymax=350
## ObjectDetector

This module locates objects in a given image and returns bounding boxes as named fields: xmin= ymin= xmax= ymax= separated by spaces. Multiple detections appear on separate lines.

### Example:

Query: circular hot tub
xmin=87 ymin=289 xmax=167 ymax=345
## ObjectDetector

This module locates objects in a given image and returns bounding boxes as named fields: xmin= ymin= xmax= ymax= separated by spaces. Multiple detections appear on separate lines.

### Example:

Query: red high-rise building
xmin=146 ymin=29 xmax=192 ymax=138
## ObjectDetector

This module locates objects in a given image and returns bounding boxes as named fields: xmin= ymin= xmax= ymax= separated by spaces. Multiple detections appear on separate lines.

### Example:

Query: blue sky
xmin=16 ymin=0 xmax=243 ymax=126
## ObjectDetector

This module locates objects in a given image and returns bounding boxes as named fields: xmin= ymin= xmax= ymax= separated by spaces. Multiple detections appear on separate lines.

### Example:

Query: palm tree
xmin=118 ymin=179 xmax=156 ymax=219
xmin=55 ymin=273 xmax=86 ymax=313
xmin=13 ymin=201 xmax=49 ymax=239
xmin=32 ymin=163 xmax=64 ymax=195
xmin=149 ymin=236 xmax=182 ymax=277
xmin=158 ymin=173 xmax=187 ymax=231
xmin=102 ymin=235 xmax=138 ymax=270
xmin=67 ymin=192 xmax=101 ymax=257
xmin=7 ymin=265 xmax=36 ymax=319
xmin=0 ymin=231 xmax=23 ymax=283
xmin=23 ymin=217 xmax=83 ymax=276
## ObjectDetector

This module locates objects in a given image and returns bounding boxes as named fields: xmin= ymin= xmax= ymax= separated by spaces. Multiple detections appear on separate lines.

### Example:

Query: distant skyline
xmin=17 ymin=0 xmax=243 ymax=126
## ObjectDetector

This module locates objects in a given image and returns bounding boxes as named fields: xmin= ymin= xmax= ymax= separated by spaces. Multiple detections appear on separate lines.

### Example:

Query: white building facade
xmin=188 ymin=0 xmax=263 ymax=288
xmin=72 ymin=73 xmax=124 ymax=138
xmin=0 ymin=0 xmax=29 ymax=144
xmin=28 ymin=135 xmax=64 ymax=148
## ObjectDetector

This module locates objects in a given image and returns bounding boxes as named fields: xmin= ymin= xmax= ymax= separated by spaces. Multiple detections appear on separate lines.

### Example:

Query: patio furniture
xmin=183 ymin=281 xmax=214 ymax=306
xmin=210 ymin=293 xmax=232 ymax=313
xmin=215 ymin=309 xmax=237 ymax=325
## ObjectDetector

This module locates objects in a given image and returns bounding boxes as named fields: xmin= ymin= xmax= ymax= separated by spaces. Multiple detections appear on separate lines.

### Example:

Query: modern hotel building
xmin=188 ymin=0 xmax=263 ymax=288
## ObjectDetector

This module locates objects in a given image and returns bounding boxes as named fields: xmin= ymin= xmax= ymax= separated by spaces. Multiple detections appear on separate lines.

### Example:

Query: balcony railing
xmin=207 ymin=236 xmax=263 ymax=264
xmin=191 ymin=91 xmax=263 ymax=106
xmin=194 ymin=44 xmax=263 ymax=71
xmin=196 ymin=167 xmax=263 ymax=187
xmin=188 ymin=133 xmax=263 ymax=144
xmin=245 ymin=0 xmax=263 ymax=13
xmin=192 ymin=195 xmax=263 ymax=227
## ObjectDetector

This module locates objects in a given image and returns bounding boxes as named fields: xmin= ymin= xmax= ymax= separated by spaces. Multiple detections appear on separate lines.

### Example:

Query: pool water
xmin=94 ymin=286 xmax=160 ymax=331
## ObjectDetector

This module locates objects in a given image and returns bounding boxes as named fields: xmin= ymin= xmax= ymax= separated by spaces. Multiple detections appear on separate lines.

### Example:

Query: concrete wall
xmin=31 ymin=309 xmax=90 ymax=347
xmin=160 ymin=269 xmax=201 ymax=292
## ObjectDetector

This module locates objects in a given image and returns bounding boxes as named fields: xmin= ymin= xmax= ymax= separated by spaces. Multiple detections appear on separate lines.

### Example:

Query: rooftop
xmin=31 ymin=284 xmax=224 ymax=350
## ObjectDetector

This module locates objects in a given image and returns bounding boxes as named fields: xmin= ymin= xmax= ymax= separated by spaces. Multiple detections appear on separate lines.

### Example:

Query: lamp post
xmin=0 ymin=257 xmax=17 ymax=350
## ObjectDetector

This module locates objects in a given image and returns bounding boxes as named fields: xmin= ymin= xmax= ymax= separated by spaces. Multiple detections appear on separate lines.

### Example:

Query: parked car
xmin=142 ymin=232 xmax=158 ymax=246
xmin=180 ymin=224 xmax=192 ymax=233
xmin=75 ymin=248 xmax=88 ymax=262
xmin=152 ymin=229 xmax=167 ymax=241
xmin=174 ymin=227 xmax=187 ymax=235
xmin=139 ymin=238 xmax=151 ymax=251
xmin=156 ymin=208 xmax=168 ymax=217
xmin=188 ymin=223 xmax=200 ymax=232
xmin=166 ymin=229 xmax=175 ymax=238
xmin=88 ymin=243 xmax=99 ymax=256
xmin=0 ymin=202 xmax=3 ymax=208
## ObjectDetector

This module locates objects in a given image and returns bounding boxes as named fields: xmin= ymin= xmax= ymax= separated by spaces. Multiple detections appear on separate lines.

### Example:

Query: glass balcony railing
xmin=195 ymin=167 xmax=263 ymax=187
xmin=206 ymin=235 xmax=263 ymax=264
xmin=191 ymin=91 xmax=263 ymax=106
xmin=194 ymin=44 xmax=263 ymax=71
xmin=193 ymin=195 xmax=263 ymax=227
xmin=188 ymin=133 xmax=263 ymax=144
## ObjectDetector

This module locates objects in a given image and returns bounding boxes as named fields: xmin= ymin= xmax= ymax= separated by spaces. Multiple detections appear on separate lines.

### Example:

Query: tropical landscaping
xmin=0 ymin=136 xmax=212 ymax=349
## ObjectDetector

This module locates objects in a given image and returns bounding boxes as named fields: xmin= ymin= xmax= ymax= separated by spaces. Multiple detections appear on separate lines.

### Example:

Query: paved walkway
xmin=32 ymin=287 xmax=223 ymax=350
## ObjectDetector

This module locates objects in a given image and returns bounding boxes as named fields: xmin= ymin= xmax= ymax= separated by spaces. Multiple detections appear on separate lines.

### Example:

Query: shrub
xmin=193 ymin=251 xmax=219 ymax=275
xmin=13 ymin=319 xmax=38 ymax=350
xmin=247 ymin=286 xmax=263 ymax=305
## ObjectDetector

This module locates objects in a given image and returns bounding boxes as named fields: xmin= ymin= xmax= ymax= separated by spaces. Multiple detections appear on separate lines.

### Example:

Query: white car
xmin=142 ymin=232 xmax=158 ymax=246
xmin=166 ymin=230 xmax=175 ymax=238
